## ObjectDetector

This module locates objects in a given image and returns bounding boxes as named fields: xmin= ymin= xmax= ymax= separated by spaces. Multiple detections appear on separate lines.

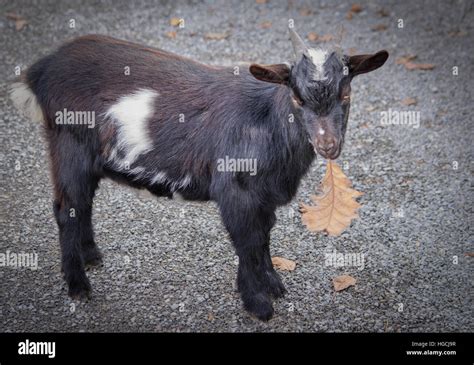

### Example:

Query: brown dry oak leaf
xmin=401 ymin=97 xmax=417 ymax=106
xmin=396 ymin=54 xmax=417 ymax=64
xmin=372 ymin=24 xmax=388 ymax=32
xmin=169 ymin=17 xmax=182 ymax=26
xmin=396 ymin=54 xmax=435 ymax=71
xmin=15 ymin=18 xmax=28 ymax=31
xmin=404 ymin=62 xmax=435 ymax=71
xmin=6 ymin=12 xmax=28 ymax=31
xmin=271 ymin=257 xmax=296 ymax=271
xmin=204 ymin=32 xmax=230 ymax=40
xmin=300 ymin=160 xmax=363 ymax=236
xmin=376 ymin=8 xmax=389 ymax=17
xmin=350 ymin=4 xmax=363 ymax=13
xmin=5 ymin=12 xmax=23 ymax=20
xmin=347 ymin=4 xmax=363 ymax=19
xmin=333 ymin=275 xmax=356 ymax=291
xmin=318 ymin=34 xmax=334 ymax=42
xmin=315 ymin=34 xmax=334 ymax=42
xmin=307 ymin=32 xmax=334 ymax=42
xmin=448 ymin=30 xmax=467 ymax=37
xmin=307 ymin=32 xmax=319 ymax=41
xmin=300 ymin=8 xmax=313 ymax=16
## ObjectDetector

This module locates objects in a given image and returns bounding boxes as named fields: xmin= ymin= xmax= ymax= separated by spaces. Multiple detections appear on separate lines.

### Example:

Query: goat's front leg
xmin=218 ymin=195 xmax=284 ymax=321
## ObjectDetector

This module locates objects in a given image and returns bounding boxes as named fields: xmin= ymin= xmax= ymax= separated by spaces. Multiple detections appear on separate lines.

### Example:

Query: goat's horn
xmin=289 ymin=27 xmax=308 ymax=59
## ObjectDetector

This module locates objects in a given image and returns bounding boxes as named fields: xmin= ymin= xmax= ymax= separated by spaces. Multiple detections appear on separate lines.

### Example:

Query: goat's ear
xmin=249 ymin=63 xmax=290 ymax=85
xmin=348 ymin=50 xmax=389 ymax=76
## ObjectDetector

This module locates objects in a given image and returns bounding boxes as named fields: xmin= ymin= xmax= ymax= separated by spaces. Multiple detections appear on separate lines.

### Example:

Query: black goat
xmin=10 ymin=28 xmax=388 ymax=321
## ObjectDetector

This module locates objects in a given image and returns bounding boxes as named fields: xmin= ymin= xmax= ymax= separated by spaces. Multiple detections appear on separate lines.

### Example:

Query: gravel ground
xmin=0 ymin=0 xmax=473 ymax=332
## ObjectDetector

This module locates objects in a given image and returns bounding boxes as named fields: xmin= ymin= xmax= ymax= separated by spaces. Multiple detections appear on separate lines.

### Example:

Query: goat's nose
xmin=317 ymin=140 xmax=335 ymax=152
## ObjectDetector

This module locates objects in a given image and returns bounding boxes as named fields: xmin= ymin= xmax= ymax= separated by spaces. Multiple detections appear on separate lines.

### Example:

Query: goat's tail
xmin=9 ymin=81 xmax=44 ymax=123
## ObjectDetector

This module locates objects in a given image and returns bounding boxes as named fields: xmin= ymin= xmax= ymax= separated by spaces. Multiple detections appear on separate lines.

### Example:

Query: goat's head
xmin=249 ymin=28 xmax=388 ymax=160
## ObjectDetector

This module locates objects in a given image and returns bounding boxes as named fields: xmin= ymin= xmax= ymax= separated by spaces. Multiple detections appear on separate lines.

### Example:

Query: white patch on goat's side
xmin=170 ymin=174 xmax=192 ymax=191
xmin=307 ymin=48 xmax=328 ymax=81
xmin=150 ymin=171 xmax=192 ymax=192
xmin=105 ymin=89 xmax=158 ymax=165
xmin=151 ymin=171 xmax=168 ymax=185
xmin=108 ymin=147 xmax=118 ymax=162
xmin=9 ymin=82 xmax=44 ymax=122
xmin=127 ymin=166 xmax=147 ymax=180
xmin=318 ymin=128 xmax=325 ymax=135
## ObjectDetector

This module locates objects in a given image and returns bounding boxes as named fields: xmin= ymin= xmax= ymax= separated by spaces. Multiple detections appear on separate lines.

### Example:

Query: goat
xmin=10 ymin=28 xmax=388 ymax=321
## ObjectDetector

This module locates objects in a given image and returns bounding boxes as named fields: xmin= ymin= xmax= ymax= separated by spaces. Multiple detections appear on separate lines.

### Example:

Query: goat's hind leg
xmin=81 ymin=218 xmax=103 ymax=269
xmin=50 ymin=133 xmax=101 ymax=299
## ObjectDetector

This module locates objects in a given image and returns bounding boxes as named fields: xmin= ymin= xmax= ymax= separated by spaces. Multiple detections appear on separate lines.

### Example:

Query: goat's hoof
xmin=243 ymin=292 xmax=274 ymax=322
xmin=266 ymin=271 xmax=287 ymax=299
xmin=84 ymin=255 xmax=103 ymax=270
xmin=83 ymin=248 xmax=103 ymax=269
xmin=68 ymin=278 xmax=92 ymax=300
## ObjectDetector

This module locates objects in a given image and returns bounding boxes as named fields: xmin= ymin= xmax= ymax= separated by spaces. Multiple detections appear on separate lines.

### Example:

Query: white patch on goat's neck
xmin=318 ymin=128 xmax=325 ymax=136
xmin=307 ymin=48 xmax=328 ymax=81
xmin=105 ymin=88 xmax=157 ymax=164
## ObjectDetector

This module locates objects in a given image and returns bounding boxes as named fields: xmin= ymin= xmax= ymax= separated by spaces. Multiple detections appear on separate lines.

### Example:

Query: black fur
xmin=21 ymin=34 xmax=387 ymax=320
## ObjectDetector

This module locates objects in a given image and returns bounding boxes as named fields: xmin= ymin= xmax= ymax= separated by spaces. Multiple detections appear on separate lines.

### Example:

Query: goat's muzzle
xmin=314 ymin=136 xmax=341 ymax=160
